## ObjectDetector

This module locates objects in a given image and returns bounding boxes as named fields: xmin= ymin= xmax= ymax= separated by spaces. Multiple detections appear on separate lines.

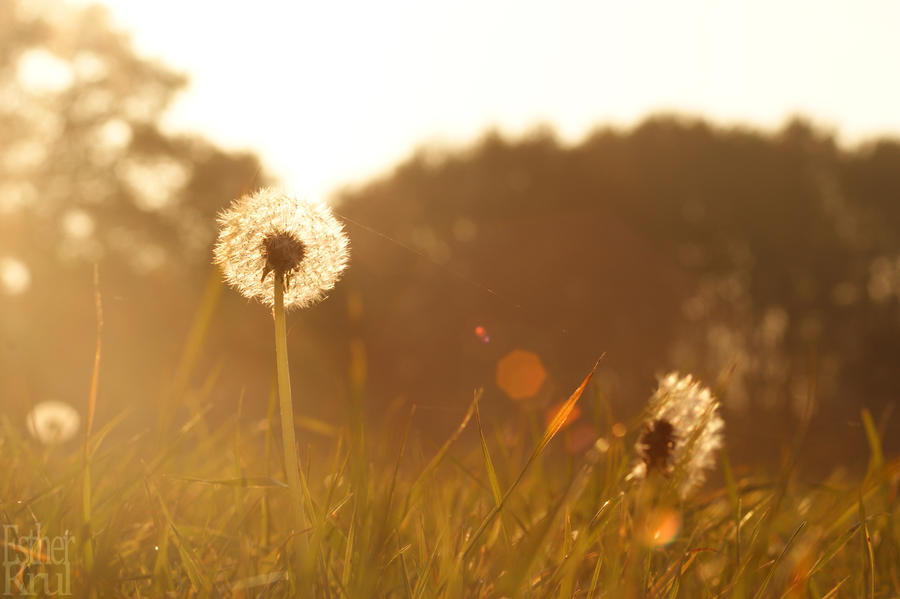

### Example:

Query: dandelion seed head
xmin=26 ymin=400 xmax=80 ymax=444
xmin=213 ymin=188 xmax=349 ymax=310
xmin=630 ymin=372 xmax=724 ymax=498
xmin=638 ymin=418 xmax=677 ymax=472
xmin=261 ymin=231 xmax=306 ymax=286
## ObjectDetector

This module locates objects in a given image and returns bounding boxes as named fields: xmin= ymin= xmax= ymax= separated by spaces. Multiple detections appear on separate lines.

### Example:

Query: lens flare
xmin=638 ymin=507 xmax=682 ymax=548
xmin=496 ymin=349 xmax=546 ymax=400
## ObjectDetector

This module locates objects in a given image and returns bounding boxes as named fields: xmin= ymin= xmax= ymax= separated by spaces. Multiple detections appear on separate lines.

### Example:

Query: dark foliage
xmin=2 ymin=1 xmax=899 ymax=471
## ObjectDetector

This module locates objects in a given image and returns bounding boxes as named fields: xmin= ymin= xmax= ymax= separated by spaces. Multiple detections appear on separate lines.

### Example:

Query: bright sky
xmin=74 ymin=0 xmax=900 ymax=201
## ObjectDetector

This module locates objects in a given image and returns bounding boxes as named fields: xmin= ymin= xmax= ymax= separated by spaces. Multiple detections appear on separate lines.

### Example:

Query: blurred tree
xmin=0 ymin=0 xmax=264 ymax=424
xmin=337 ymin=117 xmax=900 ymax=469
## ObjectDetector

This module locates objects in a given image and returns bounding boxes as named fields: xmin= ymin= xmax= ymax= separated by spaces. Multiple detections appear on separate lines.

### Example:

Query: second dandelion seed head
xmin=631 ymin=372 xmax=724 ymax=499
xmin=638 ymin=418 xmax=677 ymax=472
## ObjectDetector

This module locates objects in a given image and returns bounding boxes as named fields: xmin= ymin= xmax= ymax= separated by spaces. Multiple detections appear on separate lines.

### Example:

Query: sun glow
xmin=65 ymin=1 xmax=900 ymax=202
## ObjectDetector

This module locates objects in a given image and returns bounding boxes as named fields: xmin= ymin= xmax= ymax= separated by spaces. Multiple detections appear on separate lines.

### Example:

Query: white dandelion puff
xmin=629 ymin=372 xmax=724 ymax=499
xmin=213 ymin=188 xmax=350 ymax=310
xmin=26 ymin=400 xmax=81 ymax=444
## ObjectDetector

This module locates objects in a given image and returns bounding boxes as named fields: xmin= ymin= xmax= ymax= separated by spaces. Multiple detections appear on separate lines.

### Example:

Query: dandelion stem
xmin=273 ymin=275 xmax=306 ymax=538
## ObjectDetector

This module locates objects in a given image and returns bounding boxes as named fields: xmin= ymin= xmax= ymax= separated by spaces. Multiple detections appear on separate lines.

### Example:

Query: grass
xmin=2 ymin=279 xmax=899 ymax=598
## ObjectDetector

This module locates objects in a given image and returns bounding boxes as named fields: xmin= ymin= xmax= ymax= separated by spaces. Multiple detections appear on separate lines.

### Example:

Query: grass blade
xmin=859 ymin=496 xmax=875 ymax=599
xmin=806 ymin=521 xmax=861 ymax=579
xmin=538 ymin=357 xmax=602 ymax=455
xmin=342 ymin=504 xmax=356 ymax=589
xmin=167 ymin=475 xmax=289 ymax=488
xmin=411 ymin=529 xmax=445 ymax=599
xmin=404 ymin=390 xmax=481 ymax=516
xmin=861 ymin=409 xmax=884 ymax=476
xmin=586 ymin=552 xmax=603 ymax=599
xmin=463 ymin=359 xmax=601 ymax=558
xmin=752 ymin=521 xmax=805 ymax=599
xmin=475 ymin=399 xmax=503 ymax=507
xmin=820 ymin=575 xmax=849 ymax=599
xmin=152 ymin=484 xmax=213 ymax=594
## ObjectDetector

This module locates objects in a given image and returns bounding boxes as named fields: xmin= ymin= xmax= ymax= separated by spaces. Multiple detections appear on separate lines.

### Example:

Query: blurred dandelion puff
xmin=26 ymin=400 xmax=81 ymax=444
xmin=628 ymin=372 xmax=724 ymax=499
xmin=213 ymin=187 xmax=350 ymax=310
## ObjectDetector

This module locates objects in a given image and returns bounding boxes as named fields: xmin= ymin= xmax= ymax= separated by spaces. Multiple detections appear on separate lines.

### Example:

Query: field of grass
xmin=2 ymin=348 xmax=898 ymax=598
xmin=3 ymin=192 xmax=899 ymax=598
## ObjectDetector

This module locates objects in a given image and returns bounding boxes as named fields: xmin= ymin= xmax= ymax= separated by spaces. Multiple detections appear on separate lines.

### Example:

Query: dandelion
xmin=629 ymin=372 xmax=724 ymax=498
xmin=213 ymin=187 xmax=350 ymax=310
xmin=213 ymin=187 xmax=349 ymax=555
xmin=26 ymin=400 xmax=81 ymax=444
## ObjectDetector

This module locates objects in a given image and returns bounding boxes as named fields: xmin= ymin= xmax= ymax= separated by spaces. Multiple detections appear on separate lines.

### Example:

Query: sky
xmin=71 ymin=0 xmax=900 ymax=201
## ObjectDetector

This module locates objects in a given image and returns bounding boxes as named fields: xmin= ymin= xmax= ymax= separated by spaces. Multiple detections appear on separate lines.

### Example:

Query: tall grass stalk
xmin=81 ymin=265 xmax=102 ymax=599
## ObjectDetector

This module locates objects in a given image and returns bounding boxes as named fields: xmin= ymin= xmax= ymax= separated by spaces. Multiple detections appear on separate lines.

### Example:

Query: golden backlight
xmin=73 ymin=0 xmax=900 ymax=201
